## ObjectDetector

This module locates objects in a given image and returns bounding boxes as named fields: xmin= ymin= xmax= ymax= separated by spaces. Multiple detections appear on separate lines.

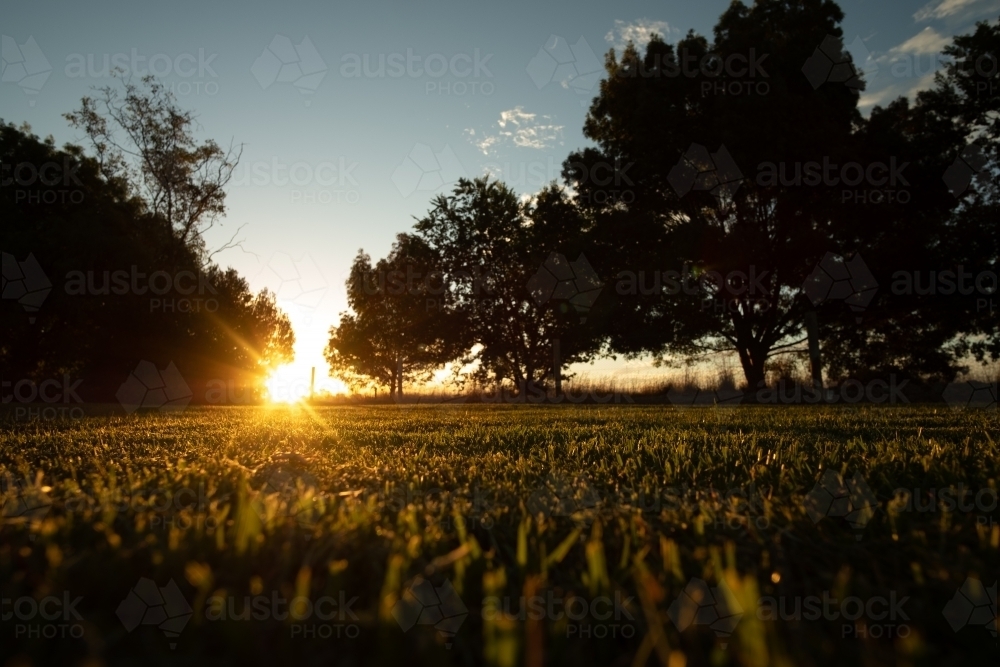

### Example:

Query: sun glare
xmin=264 ymin=363 xmax=348 ymax=403
xmin=265 ymin=364 xmax=311 ymax=403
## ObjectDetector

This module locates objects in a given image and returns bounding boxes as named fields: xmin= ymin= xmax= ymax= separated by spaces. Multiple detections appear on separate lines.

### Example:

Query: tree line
xmin=327 ymin=1 xmax=998 ymax=398
xmin=2 ymin=76 xmax=294 ymax=404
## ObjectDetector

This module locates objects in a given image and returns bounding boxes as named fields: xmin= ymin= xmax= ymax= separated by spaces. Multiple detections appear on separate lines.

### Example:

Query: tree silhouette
xmin=562 ymin=1 xmax=997 ymax=390
xmin=326 ymin=237 xmax=459 ymax=398
xmin=566 ymin=0 xmax=862 ymax=390
xmin=815 ymin=18 xmax=998 ymax=382
xmin=64 ymin=74 xmax=242 ymax=260
xmin=412 ymin=178 xmax=604 ymax=392
xmin=2 ymin=120 xmax=293 ymax=403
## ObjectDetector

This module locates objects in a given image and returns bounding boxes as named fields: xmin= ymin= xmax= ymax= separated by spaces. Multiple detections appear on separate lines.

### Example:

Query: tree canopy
xmin=2 ymin=82 xmax=293 ymax=404
xmin=328 ymin=5 xmax=997 ymax=396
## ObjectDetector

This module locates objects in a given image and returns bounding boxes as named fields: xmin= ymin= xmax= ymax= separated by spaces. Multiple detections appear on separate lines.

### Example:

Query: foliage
xmin=64 ymin=74 xmax=242 ymax=259
xmin=564 ymin=3 xmax=996 ymax=388
xmin=412 ymin=178 xmax=604 ymax=389
xmin=1 ymin=122 xmax=293 ymax=400
xmin=326 ymin=236 xmax=459 ymax=397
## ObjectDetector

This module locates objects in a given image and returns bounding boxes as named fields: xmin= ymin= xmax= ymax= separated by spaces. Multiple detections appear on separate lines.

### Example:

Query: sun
xmin=264 ymin=362 xmax=348 ymax=403
xmin=265 ymin=363 xmax=311 ymax=403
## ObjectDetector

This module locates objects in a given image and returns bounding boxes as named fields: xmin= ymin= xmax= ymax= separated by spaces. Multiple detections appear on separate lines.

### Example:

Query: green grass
xmin=1 ymin=405 xmax=997 ymax=666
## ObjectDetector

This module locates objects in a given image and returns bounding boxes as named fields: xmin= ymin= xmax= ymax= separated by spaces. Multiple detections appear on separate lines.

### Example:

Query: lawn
xmin=1 ymin=404 xmax=997 ymax=666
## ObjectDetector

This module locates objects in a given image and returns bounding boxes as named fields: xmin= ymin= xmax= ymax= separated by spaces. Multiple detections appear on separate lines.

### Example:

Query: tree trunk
xmin=397 ymin=355 xmax=403 ymax=399
xmin=806 ymin=310 xmax=823 ymax=390
xmin=736 ymin=343 xmax=768 ymax=396
xmin=553 ymin=338 xmax=562 ymax=396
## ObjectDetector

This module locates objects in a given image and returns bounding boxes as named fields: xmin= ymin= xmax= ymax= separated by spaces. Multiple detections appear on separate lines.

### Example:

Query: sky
xmin=3 ymin=0 xmax=998 ymax=396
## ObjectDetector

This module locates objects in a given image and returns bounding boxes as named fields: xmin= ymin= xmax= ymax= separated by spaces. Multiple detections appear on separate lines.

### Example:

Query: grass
xmin=1 ymin=404 xmax=997 ymax=666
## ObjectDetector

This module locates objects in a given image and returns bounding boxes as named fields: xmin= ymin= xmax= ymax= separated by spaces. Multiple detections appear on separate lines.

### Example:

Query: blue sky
xmin=3 ymin=0 xmax=998 ymax=394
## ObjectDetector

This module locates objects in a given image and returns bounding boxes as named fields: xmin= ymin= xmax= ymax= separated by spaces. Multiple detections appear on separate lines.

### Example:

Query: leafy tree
xmin=326 ymin=237 xmax=459 ymax=397
xmin=565 ymin=1 xmax=995 ymax=389
xmin=411 ymin=178 xmax=603 ymax=391
xmin=1 ymin=121 xmax=293 ymax=402
xmin=64 ymin=74 xmax=242 ymax=259
xmin=566 ymin=0 xmax=861 ymax=389
xmin=187 ymin=267 xmax=295 ymax=391
xmin=816 ymin=18 xmax=998 ymax=382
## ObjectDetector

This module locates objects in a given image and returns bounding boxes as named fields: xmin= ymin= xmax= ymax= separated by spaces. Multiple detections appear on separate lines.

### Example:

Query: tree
xmin=566 ymin=0 xmax=862 ymax=390
xmin=326 ymin=237 xmax=460 ymax=398
xmin=64 ymin=74 xmax=242 ymax=260
xmin=2 ymin=121 xmax=293 ymax=403
xmin=815 ymin=18 xmax=998 ymax=382
xmin=188 ymin=267 xmax=295 ymax=392
xmin=412 ymin=178 xmax=603 ymax=392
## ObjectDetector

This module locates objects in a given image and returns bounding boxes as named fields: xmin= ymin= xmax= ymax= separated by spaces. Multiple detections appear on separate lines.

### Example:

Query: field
xmin=1 ymin=405 xmax=997 ymax=666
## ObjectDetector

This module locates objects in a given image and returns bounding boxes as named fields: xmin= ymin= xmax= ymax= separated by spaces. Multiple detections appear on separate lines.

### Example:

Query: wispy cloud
xmin=465 ymin=107 xmax=564 ymax=155
xmin=889 ymin=27 xmax=951 ymax=55
xmin=858 ymin=70 xmax=939 ymax=109
xmin=605 ymin=19 xmax=674 ymax=51
xmin=914 ymin=0 xmax=1000 ymax=22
